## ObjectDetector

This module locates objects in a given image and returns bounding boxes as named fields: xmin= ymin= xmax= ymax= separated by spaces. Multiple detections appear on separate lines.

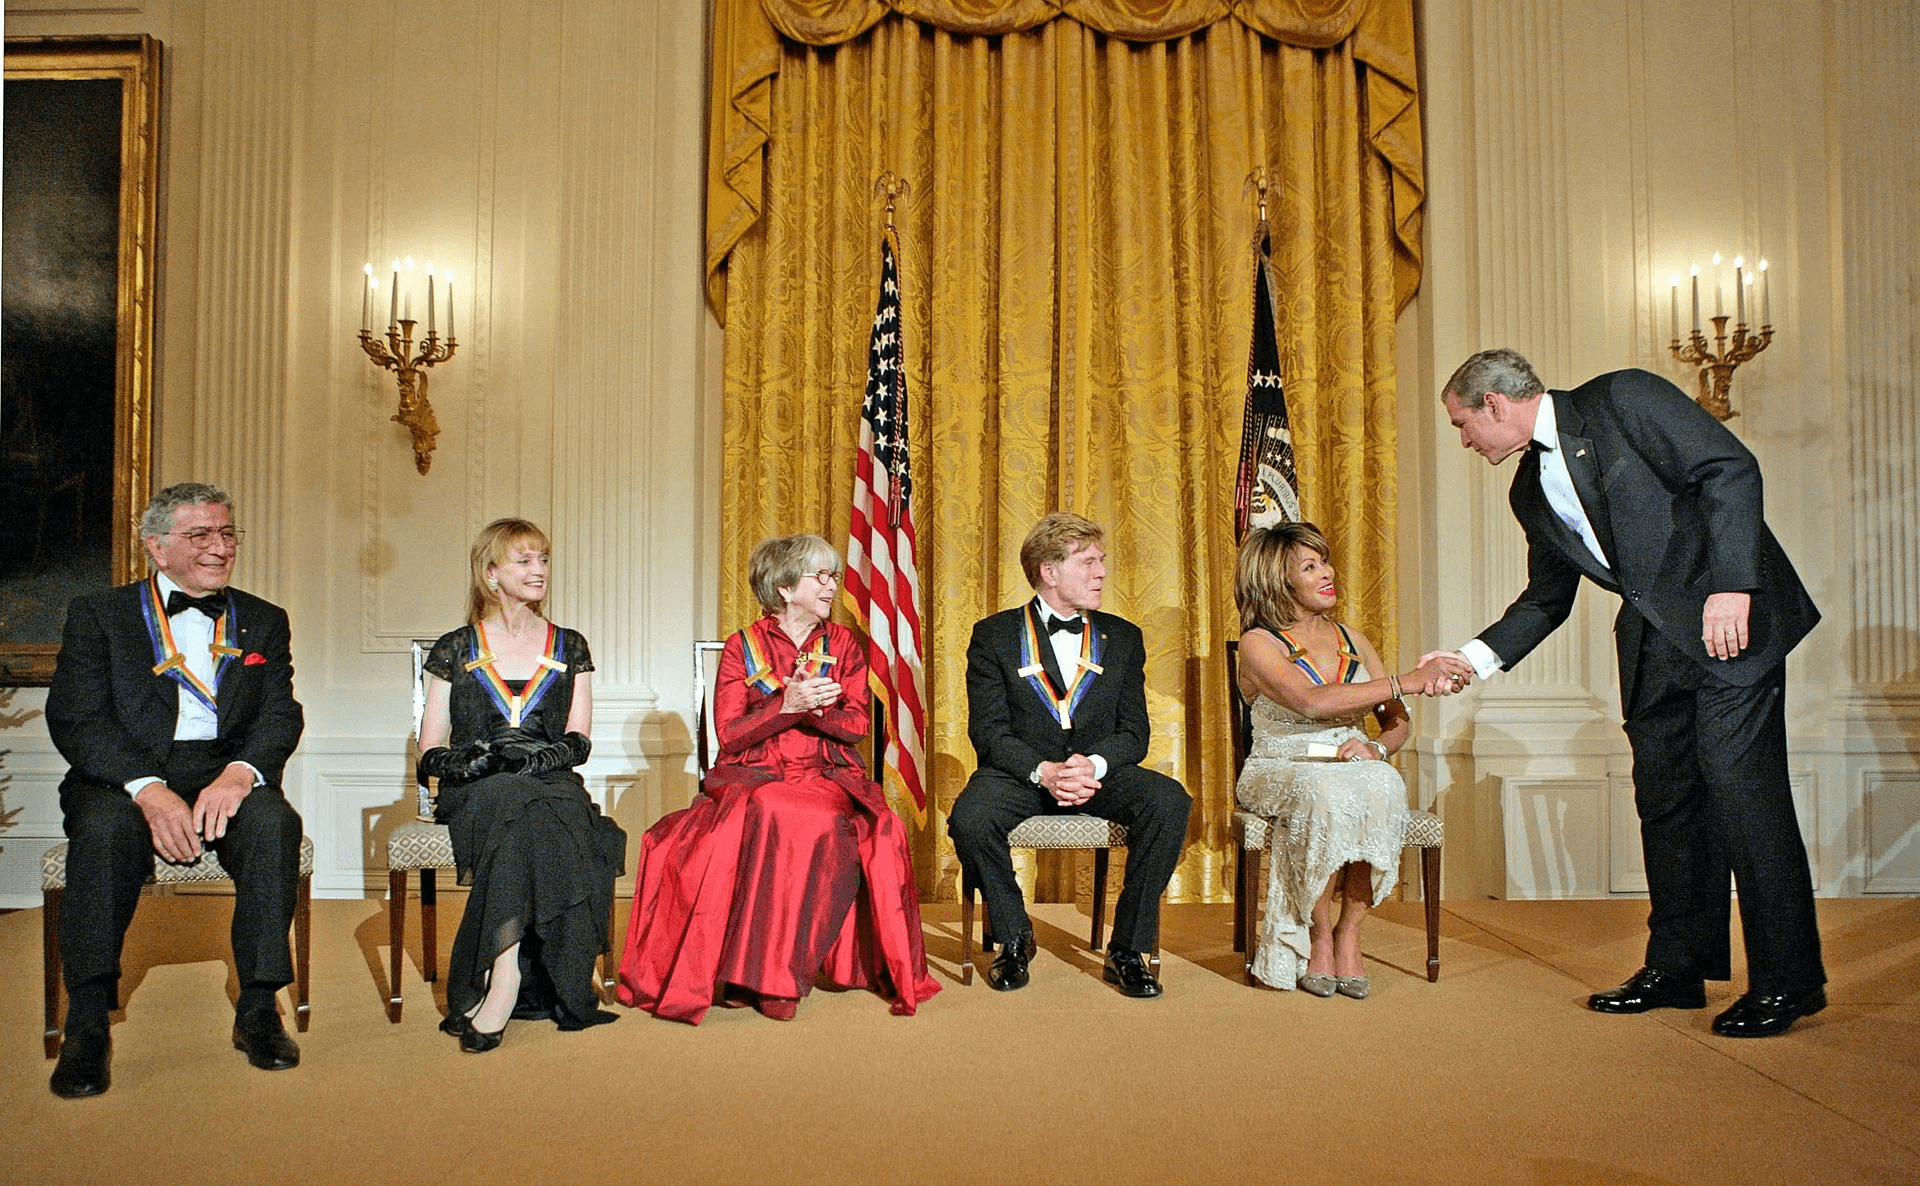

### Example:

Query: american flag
xmin=1233 ymin=227 xmax=1301 ymax=540
xmin=844 ymin=229 xmax=927 ymax=813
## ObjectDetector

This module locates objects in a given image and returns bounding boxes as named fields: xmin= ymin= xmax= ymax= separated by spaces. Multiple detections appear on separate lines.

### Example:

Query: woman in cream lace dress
xmin=1234 ymin=524 xmax=1458 ymax=997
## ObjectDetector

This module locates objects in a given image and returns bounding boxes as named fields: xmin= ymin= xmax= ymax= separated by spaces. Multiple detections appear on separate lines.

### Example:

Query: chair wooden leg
xmin=387 ymin=869 xmax=408 ymax=1022
xmin=958 ymin=876 xmax=975 ymax=986
xmin=293 ymin=872 xmax=312 ymax=1032
xmin=44 ymin=887 xmax=64 ymax=1059
xmin=600 ymin=894 xmax=619 ymax=1001
xmin=1090 ymin=848 xmax=1109 ymax=954
xmin=1232 ymin=829 xmax=1251 ymax=955
xmin=1244 ymin=848 xmax=1263 ymax=984
xmin=1422 ymin=845 xmax=1442 ymax=983
xmin=420 ymin=868 xmax=439 ymax=983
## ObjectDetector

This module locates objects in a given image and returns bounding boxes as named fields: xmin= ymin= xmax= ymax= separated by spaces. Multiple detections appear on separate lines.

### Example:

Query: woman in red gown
xmin=617 ymin=533 xmax=939 ymax=1023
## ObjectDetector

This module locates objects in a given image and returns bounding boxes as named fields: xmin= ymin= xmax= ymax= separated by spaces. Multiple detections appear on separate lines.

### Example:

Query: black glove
xmin=418 ymin=739 xmax=498 ymax=782
xmin=498 ymin=730 xmax=592 ymax=776
xmin=487 ymin=721 xmax=548 ymax=762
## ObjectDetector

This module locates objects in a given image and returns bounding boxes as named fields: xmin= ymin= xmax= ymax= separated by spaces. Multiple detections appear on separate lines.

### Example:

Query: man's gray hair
xmin=1443 ymin=348 xmax=1546 ymax=409
xmin=139 ymin=483 xmax=234 ymax=539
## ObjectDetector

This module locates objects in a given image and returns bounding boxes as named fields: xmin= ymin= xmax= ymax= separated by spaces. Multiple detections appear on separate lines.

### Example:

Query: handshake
xmin=1404 ymin=650 xmax=1477 ymax=698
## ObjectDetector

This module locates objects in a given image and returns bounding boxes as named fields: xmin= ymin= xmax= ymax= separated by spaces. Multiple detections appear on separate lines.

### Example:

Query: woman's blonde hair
xmin=466 ymin=518 xmax=552 ymax=625
xmin=748 ymin=532 xmax=842 ymax=613
xmin=1236 ymin=522 xmax=1332 ymax=632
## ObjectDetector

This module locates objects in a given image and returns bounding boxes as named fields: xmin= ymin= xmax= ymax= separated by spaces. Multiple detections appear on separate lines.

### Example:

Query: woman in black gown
xmin=416 ymin=518 xmax=626 ymax=1051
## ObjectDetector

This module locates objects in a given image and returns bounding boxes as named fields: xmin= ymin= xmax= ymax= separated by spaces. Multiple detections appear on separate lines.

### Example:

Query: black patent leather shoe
xmin=438 ymin=1011 xmax=473 ymax=1037
xmin=459 ymin=1024 xmax=507 ymax=1053
xmin=49 ymin=1025 xmax=112 ymax=1098
xmin=986 ymin=931 xmax=1036 ymax=992
xmin=232 ymin=1009 xmax=301 ymax=1070
xmin=1711 ymin=987 xmax=1827 ymax=1038
xmin=1587 ymin=967 xmax=1705 ymax=1014
xmin=1102 ymin=949 xmax=1164 ymax=999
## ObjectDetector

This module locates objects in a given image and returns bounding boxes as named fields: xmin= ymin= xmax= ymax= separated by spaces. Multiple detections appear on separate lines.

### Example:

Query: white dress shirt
xmin=1457 ymin=393 xmax=1609 ymax=680
xmin=1031 ymin=598 xmax=1109 ymax=782
xmin=126 ymin=574 xmax=260 ymax=794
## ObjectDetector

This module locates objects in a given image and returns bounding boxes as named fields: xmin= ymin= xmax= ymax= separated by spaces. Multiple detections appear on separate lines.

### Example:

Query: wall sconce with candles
xmin=1668 ymin=251 xmax=1772 ymax=421
xmin=358 ymin=256 xmax=457 ymax=474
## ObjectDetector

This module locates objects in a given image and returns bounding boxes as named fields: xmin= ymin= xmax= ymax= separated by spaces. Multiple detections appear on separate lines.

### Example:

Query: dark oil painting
xmin=2 ymin=77 xmax=123 ymax=655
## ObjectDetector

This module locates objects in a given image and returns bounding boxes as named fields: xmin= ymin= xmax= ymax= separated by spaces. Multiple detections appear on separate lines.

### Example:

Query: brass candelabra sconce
xmin=1668 ymin=252 xmax=1772 ymax=421
xmin=357 ymin=257 xmax=456 ymax=474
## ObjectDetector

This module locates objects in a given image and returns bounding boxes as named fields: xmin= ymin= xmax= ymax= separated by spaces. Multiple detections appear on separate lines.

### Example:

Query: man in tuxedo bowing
xmin=45 ymin=483 xmax=306 ymax=1097
xmin=1430 ymin=349 xmax=1825 ymax=1037
xmin=949 ymin=513 xmax=1191 ymax=997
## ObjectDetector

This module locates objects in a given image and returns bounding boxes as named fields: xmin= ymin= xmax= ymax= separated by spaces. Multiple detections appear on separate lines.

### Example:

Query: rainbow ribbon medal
xmin=467 ymin=621 xmax=567 ymax=728
xmin=139 ymin=577 xmax=237 ymax=714
xmin=1277 ymin=623 xmax=1364 ymax=686
xmin=739 ymin=618 xmax=835 ymax=696
xmin=1017 ymin=601 xmax=1103 ymax=731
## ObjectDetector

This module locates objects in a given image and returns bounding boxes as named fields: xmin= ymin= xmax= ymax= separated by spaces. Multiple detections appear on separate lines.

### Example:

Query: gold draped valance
xmin=707 ymin=0 xmax=1423 ymax=320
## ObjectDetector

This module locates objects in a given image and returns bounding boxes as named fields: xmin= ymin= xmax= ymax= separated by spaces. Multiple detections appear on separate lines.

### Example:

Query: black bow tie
xmin=167 ymin=590 xmax=228 ymax=619
xmin=1046 ymin=615 xmax=1084 ymax=636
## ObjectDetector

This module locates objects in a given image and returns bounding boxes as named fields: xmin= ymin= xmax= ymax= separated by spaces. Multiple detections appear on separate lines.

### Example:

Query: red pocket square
xmin=244 ymin=652 xmax=267 ymax=666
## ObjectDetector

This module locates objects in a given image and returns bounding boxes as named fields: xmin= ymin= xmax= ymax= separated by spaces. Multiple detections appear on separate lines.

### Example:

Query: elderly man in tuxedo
xmin=949 ymin=513 xmax=1192 ymax=998
xmin=1429 ymin=349 xmax=1825 ymax=1037
xmin=45 ymin=483 xmax=306 ymax=1097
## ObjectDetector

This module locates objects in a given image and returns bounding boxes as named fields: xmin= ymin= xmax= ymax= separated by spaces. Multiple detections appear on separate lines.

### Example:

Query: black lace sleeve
xmin=563 ymin=629 xmax=595 ymax=675
xmin=423 ymin=627 xmax=470 ymax=683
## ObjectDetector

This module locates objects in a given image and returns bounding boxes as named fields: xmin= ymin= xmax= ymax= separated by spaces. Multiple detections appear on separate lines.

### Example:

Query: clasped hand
xmin=134 ymin=763 xmax=254 ymax=863
xmin=781 ymin=671 xmax=842 ymax=716
xmin=1039 ymin=754 xmax=1100 ymax=806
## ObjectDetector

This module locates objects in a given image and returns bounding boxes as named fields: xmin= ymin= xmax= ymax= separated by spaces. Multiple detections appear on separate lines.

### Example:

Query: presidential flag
xmin=844 ymin=229 xmax=927 ymax=813
xmin=1233 ymin=227 xmax=1301 ymax=539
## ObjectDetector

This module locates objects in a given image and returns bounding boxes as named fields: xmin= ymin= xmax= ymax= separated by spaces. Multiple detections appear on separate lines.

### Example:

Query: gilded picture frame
xmin=2 ymin=34 xmax=160 ymax=684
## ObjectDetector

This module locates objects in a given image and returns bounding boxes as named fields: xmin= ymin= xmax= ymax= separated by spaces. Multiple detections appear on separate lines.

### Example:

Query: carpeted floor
xmin=1 ymin=895 xmax=1916 ymax=1184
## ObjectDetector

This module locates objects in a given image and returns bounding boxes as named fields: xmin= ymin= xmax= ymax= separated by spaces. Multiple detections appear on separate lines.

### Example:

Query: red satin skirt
xmin=617 ymin=768 xmax=939 ymax=1024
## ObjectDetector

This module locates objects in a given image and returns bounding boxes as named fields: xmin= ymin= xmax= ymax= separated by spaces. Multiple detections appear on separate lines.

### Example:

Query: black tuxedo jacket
xmin=46 ymin=580 xmax=305 ymax=794
xmin=1477 ymin=368 xmax=1819 ymax=700
xmin=965 ymin=601 xmax=1152 ymax=780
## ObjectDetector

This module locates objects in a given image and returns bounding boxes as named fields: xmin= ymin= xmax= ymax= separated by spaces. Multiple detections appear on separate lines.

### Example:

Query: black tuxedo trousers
xmin=950 ymin=764 xmax=1190 ymax=954
xmin=1623 ymin=620 xmax=1822 ymax=994
xmin=59 ymin=742 xmax=302 ymax=1022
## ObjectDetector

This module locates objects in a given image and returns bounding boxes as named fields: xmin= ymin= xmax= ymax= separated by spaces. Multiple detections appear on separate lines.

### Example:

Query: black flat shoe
xmin=1102 ymin=949 xmax=1164 ymax=999
xmin=1712 ymin=987 xmax=1827 ymax=1038
xmin=232 ymin=1010 xmax=301 ymax=1071
xmin=987 ymin=931 xmax=1036 ymax=992
xmin=459 ymin=1024 xmax=507 ymax=1053
xmin=1587 ymin=967 xmax=1705 ymax=1014
xmin=49 ymin=1025 xmax=111 ymax=1099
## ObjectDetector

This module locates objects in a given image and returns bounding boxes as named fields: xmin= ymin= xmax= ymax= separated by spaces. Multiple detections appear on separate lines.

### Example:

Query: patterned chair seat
xmin=42 ymin=834 xmax=316 ymax=890
xmin=959 ymin=813 xmax=1136 ymax=986
xmin=1232 ymin=807 xmax=1443 ymax=853
xmin=41 ymin=835 xmax=314 ymax=1058
xmin=388 ymin=820 xmax=454 ymax=871
xmin=1232 ymin=806 xmax=1444 ymax=982
xmin=385 ymin=810 xmax=456 ymax=1023
xmin=1006 ymin=815 xmax=1128 ymax=850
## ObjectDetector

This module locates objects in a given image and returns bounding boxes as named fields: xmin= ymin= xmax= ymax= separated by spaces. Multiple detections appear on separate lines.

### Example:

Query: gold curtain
xmin=713 ymin=0 xmax=1421 ymax=904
